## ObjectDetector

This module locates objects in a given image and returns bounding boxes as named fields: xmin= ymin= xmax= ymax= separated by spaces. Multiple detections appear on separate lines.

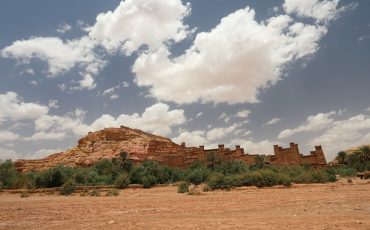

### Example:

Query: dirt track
xmin=0 ymin=179 xmax=369 ymax=230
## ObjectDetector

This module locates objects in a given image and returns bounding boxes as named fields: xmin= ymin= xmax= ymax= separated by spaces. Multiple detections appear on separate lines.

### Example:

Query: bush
xmin=278 ymin=174 xmax=292 ymax=187
xmin=215 ymin=160 xmax=249 ymax=175
xmin=177 ymin=181 xmax=189 ymax=193
xmin=186 ymin=168 xmax=209 ymax=185
xmin=114 ymin=173 xmax=130 ymax=189
xmin=0 ymin=181 xmax=3 ymax=192
xmin=60 ymin=180 xmax=77 ymax=196
xmin=142 ymin=175 xmax=157 ymax=188
xmin=0 ymin=160 xmax=18 ymax=188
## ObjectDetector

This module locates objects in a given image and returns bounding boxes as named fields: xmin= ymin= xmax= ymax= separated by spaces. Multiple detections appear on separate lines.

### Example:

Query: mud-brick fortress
xmin=15 ymin=127 xmax=327 ymax=172
xmin=159 ymin=142 xmax=327 ymax=168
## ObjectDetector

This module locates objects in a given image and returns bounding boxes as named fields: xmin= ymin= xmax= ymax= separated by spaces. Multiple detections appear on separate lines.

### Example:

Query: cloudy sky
xmin=0 ymin=0 xmax=369 ymax=161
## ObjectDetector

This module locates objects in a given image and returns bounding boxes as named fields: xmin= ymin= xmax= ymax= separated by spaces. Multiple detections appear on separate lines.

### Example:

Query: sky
xmin=0 ymin=0 xmax=369 ymax=162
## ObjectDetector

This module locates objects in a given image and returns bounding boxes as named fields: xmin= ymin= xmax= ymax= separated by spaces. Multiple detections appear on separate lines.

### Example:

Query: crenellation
xmin=15 ymin=127 xmax=327 ymax=172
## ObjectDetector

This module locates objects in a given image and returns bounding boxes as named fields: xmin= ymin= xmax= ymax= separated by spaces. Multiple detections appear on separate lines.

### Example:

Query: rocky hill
xmin=15 ymin=126 xmax=192 ymax=172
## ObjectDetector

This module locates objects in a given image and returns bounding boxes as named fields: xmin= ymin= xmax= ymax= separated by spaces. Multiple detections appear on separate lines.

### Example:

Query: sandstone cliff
xmin=15 ymin=126 xmax=191 ymax=172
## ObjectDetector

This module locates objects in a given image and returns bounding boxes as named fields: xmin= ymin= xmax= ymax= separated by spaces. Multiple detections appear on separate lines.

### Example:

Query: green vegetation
xmin=60 ymin=180 xmax=77 ymax=196
xmin=114 ymin=173 xmax=130 ymax=189
xmin=177 ymin=181 xmax=189 ymax=193
xmin=0 ymin=146 xmax=369 ymax=193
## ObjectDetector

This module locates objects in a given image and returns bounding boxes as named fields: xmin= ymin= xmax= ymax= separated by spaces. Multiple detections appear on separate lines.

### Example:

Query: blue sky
xmin=0 ymin=0 xmax=369 ymax=161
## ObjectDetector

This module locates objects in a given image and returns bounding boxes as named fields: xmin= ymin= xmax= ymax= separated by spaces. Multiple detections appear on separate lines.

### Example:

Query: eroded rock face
xmin=15 ymin=126 xmax=190 ymax=172
xmin=15 ymin=126 xmax=328 ymax=172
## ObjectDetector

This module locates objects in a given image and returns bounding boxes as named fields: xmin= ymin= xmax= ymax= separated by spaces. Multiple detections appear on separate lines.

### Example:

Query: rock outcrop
xmin=15 ymin=126 xmax=328 ymax=172
xmin=15 ymin=126 xmax=192 ymax=172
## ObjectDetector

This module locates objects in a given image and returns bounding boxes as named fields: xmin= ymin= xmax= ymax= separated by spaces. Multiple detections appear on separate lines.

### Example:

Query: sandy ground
xmin=0 ymin=179 xmax=369 ymax=230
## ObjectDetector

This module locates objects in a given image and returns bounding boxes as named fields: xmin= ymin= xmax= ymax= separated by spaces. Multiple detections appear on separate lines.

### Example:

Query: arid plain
xmin=0 ymin=178 xmax=369 ymax=230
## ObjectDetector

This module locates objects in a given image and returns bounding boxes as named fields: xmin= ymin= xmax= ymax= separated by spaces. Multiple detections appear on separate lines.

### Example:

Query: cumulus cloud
xmin=1 ymin=36 xmax=105 ymax=89
xmin=57 ymin=22 xmax=72 ymax=33
xmin=1 ymin=92 xmax=185 ymax=143
xmin=236 ymin=110 xmax=250 ymax=118
xmin=230 ymin=139 xmax=279 ymax=155
xmin=2 ymin=0 xmax=349 ymax=100
xmin=283 ymin=0 xmax=355 ymax=23
xmin=0 ymin=131 xmax=20 ymax=142
xmin=265 ymin=117 xmax=282 ymax=126
xmin=87 ymin=0 xmax=191 ymax=55
xmin=0 ymin=148 xmax=19 ymax=160
xmin=173 ymin=123 xmax=243 ymax=147
xmin=309 ymin=114 xmax=370 ymax=160
xmin=48 ymin=99 xmax=59 ymax=109
xmin=278 ymin=111 xmax=336 ymax=139
xmin=195 ymin=112 xmax=203 ymax=118
xmin=206 ymin=124 xmax=239 ymax=142
xmin=133 ymin=7 xmax=329 ymax=104
xmin=24 ymin=131 xmax=66 ymax=141
xmin=0 ymin=92 xmax=48 ymax=124
xmin=172 ymin=130 xmax=206 ymax=147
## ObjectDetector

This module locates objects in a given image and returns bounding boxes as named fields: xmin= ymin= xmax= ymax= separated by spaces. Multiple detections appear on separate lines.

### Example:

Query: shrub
xmin=114 ymin=173 xmax=130 ymax=189
xmin=207 ymin=173 xmax=226 ymax=190
xmin=186 ymin=168 xmax=209 ymax=185
xmin=177 ymin=181 xmax=189 ymax=193
xmin=278 ymin=174 xmax=292 ymax=187
xmin=215 ymin=160 xmax=249 ymax=175
xmin=0 ymin=181 xmax=3 ymax=192
xmin=0 ymin=160 xmax=18 ymax=188
xmin=142 ymin=175 xmax=157 ymax=188
xmin=60 ymin=180 xmax=77 ymax=196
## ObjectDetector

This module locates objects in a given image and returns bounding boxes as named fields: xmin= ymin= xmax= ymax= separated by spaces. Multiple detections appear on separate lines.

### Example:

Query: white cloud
xmin=122 ymin=81 xmax=130 ymax=88
xmin=195 ymin=112 xmax=203 ymax=118
xmin=0 ymin=131 xmax=20 ymax=142
xmin=21 ymin=68 xmax=35 ymax=75
xmin=0 ymin=92 xmax=49 ymax=124
xmin=236 ymin=110 xmax=250 ymax=118
xmin=30 ymin=80 xmax=38 ymax=86
xmin=110 ymin=94 xmax=119 ymax=100
xmin=219 ymin=113 xmax=231 ymax=123
xmin=87 ymin=0 xmax=191 ymax=55
xmin=24 ymin=131 xmax=66 ymax=141
xmin=31 ymin=148 xmax=63 ymax=159
xmin=1 ymin=36 xmax=105 ymax=90
xmin=34 ymin=103 xmax=185 ymax=137
xmin=265 ymin=117 xmax=281 ymax=126
xmin=231 ymin=138 xmax=279 ymax=155
xmin=206 ymin=124 xmax=239 ymax=142
xmin=365 ymin=107 xmax=370 ymax=112
xmin=57 ymin=22 xmax=72 ymax=33
xmin=309 ymin=114 xmax=370 ymax=161
xmin=48 ymin=99 xmax=59 ymax=109
xmin=278 ymin=111 xmax=336 ymax=139
xmin=283 ymin=0 xmax=354 ymax=23
xmin=172 ymin=130 xmax=206 ymax=147
xmin=86 ymin=103 xmax=186 ymax=136
xmin=0 ymin=148 xmax=19 ymax=160
xmin=133 ymin=7 xmax=329 ymax=104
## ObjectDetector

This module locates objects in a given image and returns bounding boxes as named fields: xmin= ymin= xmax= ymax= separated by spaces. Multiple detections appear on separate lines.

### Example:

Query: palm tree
xmin=337 ymin=151 xmax=347 ymax=164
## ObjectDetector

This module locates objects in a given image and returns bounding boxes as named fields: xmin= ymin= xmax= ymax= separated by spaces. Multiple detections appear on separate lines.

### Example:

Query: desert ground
xmin=0 ymin=179 xmax=369 ymax=230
